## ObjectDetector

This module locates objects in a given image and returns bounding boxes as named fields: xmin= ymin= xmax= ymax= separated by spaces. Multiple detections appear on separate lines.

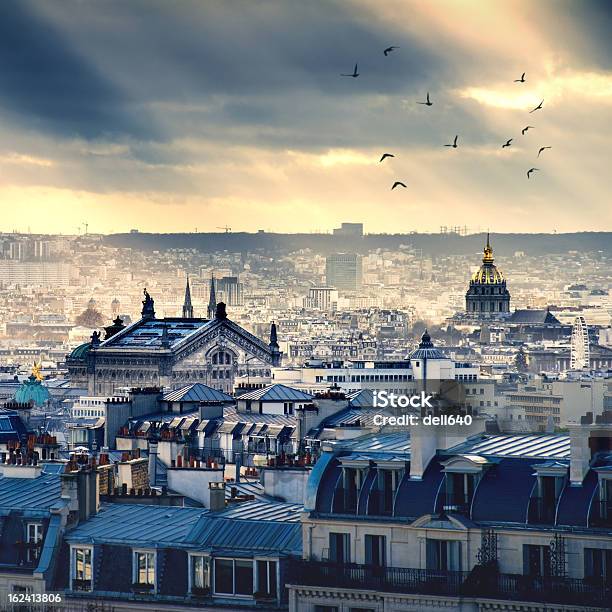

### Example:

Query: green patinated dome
xmin=14 ymin=376 xmax=50 ymax=407
xmin=69 ymin=343 xmax=91 ymax=360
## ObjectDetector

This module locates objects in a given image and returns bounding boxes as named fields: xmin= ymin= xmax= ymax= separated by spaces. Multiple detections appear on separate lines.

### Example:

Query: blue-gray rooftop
xmin=100 ymin=318 xmax=211 ymax=349
xmin=445 ymin=433 xmax=571 ymax=459
xmin=162 ymin=383 xmax=234 ymax=404
xmin=0 ymin=470 xmax=64 ymax=516
xmin=237 ymin=384 xmax=314 ymax=402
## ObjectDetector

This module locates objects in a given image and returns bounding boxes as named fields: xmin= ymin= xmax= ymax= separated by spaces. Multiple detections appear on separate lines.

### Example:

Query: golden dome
xmin=470 ymin=234 xmax=505 ymax=284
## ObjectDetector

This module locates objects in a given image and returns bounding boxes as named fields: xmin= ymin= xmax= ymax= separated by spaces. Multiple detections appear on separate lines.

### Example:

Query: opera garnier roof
xmin=66 ymin=284 xmax=282 ymax=396
xmin=465 ymin=234 xmax=511 ymax=318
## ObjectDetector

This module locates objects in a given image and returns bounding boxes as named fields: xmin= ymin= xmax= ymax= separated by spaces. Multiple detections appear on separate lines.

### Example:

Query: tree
xmin=75 ymin=307 xmax=105 ymax=328
xmin=515 ymin=347 xmax=528 ymax=372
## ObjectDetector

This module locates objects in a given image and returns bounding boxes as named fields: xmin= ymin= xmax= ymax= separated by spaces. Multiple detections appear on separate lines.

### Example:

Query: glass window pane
xmin=235 ymin=559 xmax=253 ymax=595
xmin=192 ymin=556 xmax=206 ymax=589
xmin=215 ymin=559 xmax=233 ymax=594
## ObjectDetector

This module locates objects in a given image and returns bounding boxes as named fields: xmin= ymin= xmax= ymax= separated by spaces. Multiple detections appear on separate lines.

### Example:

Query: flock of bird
xmin=341 ymin=48 xmax=552 ymax=189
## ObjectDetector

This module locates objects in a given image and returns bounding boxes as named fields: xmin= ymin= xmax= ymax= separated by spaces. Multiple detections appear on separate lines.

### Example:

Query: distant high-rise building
xmin=326 ymin=253 xmax=362 ymax=291
xmin=33 ymin=240 xmax=51 ymax=260
xmin=465 ymin=234 xmax=510 ymax=317
xmin=216 ymin=276 xmax=244 ymax=306
xmin=333 ymin=222 xmax=364 ymax=237
xmin=8 ymin=241 xmax=25 ymax=261
xmin=305 ymin=286 xmax=339 ymax=311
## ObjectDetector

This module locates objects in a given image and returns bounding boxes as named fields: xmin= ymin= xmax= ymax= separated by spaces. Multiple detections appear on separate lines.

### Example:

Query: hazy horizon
xmin=1 ymin=1 xmax=611 ymax=234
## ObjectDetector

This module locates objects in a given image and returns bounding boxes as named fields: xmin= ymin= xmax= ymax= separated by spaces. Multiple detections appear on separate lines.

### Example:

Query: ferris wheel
xmin=570 ymin=316 xmax=590 ymax=370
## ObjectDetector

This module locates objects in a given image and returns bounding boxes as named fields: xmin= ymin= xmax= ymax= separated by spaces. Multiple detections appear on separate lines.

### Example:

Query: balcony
xmin=438 ymin=492 xmax=471 ymax=516
xmin=287 ymin=560 xmax=610 ymax=608
xmin=71 ymin=578 xmax=92 ymax=592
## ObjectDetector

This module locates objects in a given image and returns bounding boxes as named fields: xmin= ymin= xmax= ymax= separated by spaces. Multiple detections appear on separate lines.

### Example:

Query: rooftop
xmin=237 ymin=383 xmax=314 ymax=402
xmin=162 ymin=383 xmax=234 ymax=404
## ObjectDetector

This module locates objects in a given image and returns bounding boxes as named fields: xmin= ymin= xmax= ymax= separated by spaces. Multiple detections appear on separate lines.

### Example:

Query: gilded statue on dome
xmin=32 ymin=361 xmax=44 ymax=382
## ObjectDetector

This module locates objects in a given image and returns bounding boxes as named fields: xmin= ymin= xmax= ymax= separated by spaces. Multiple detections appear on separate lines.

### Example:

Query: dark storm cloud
xmin=0 ymin=1 xmax=153 ymax=139
xmin=0 ymin=0 xmax=443 ymax=145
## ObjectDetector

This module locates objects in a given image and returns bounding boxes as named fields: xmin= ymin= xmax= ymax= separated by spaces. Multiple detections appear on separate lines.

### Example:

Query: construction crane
xmin=217 ymin=226 xmax=232 ymax=233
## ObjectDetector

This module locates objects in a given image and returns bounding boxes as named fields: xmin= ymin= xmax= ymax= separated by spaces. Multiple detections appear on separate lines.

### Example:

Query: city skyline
xmin=0 ymin=1 xmax=611 ymax=234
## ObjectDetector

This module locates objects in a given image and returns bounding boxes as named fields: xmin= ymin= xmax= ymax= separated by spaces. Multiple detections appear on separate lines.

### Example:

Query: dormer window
xmin=593 ymin=469 xmax=612 ymax=527
xmin=369 ymin=462 xmax=404 ymax=516
xmin=26 ymin=523 xmax=43 ymax=563
xmin=440 ymin=455 xmax=489 ymax=516
xmin=529 ymin=462 xmax=567 ymax=524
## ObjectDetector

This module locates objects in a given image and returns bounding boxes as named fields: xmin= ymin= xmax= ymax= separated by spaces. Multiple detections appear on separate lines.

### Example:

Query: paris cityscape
xmin=1 ymin=1 xmax=612 ymax=611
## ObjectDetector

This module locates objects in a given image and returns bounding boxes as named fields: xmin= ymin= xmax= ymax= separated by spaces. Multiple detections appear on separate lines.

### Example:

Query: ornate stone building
xmin=67 ymin=286 xmax=281 ymax=395
xmin=465 ymin=234 xmax=511 ymax=317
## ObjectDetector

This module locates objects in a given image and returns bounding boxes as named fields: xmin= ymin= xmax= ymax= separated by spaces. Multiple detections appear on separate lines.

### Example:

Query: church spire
xmin=207 ymin=274 xmax=217 ymax=319
xmin=182 ymin=275 xmax=194 ymax=318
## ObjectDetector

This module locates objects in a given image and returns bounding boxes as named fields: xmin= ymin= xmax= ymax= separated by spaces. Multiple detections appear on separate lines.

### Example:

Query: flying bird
xmin=529 ymin=99 xmax=544 ymax=113
xmin=417 ymin=92 xmax=433 ymax=106
xmin=521 ymin=126 xmax=534 ymax=135
xmin=341 ymin=64 xmax=359 ymax=78
xmin=379 ymin=153 xmax=395 ymax=162
xmin=537 ymin=146 xmax=552 ymax=157
xmin=514 ymin=72 xmax=526 ymax=83
xmin=527 ymin=167 xmax=539 ymax=179
xmin=445 ymin=135 xmax=458 ymax=148
xmin=502 ymin=139 xmax=513 ymax=148
xmin=383 ymin=46 xmax=399 ymax=56
xmin=391 ymin=181 xmax=407 ymax=190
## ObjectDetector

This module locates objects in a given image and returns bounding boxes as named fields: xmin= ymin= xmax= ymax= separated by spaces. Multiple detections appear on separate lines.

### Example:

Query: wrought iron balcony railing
xmin=287 ymin=560 xmax=610 ymax=607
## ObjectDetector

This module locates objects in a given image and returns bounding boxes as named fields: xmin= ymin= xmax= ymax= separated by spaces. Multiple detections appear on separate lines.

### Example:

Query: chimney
xmin=209 ymin=481 xmax=226 ymax=511
xmin=61 ymin=463 xmax=99 ymax=522
xmin=148 ymin=439 xmax=158 ymax=486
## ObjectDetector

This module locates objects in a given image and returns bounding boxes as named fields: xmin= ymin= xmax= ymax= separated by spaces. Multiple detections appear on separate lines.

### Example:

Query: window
xmin=584 ymin=548 xmax=612 ymax=584
xmin=445 ymin=473 xmax=476 ymax=513
xmin=214 ymin=558 xmax=253 ymax=596
xmin=72 ymin=547 xmax=92 ymax=591
xmin=26 ymin=523 xmax=43 ymax=562
xmin=364 ymin=535 xmax=386 ymax=568
xmin=523 ymin=545 xmax=551 ymax=577
xmin=133 ymin=550 xmax=156 ymax=587
xmin=256 ymin=560 xmax=277 ymax=598
xmin=191 ymin=555 xmax=209 ymax=591
xmin=329 ymin=532 xmax=350 ymax=564
xmin=426 ymin=539 xmax=462 ymax=571
xmin=315 ymin=607 xmax=338 ymax=612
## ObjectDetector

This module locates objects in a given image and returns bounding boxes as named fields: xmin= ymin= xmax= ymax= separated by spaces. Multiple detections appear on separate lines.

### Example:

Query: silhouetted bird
xmin=445 ymin=135 xmax=458 ymax=148
xmin=527 ymin=167 xmax=539 ymax=179
xmin=383 ymin=46 xmax=399 ymax=56
xmin=391 ymin=181 xmax=407 ymax=190
xmin=379 ymin=153 xmax=395 ymax=162
xmin=514 ymin=72 xmax=526 ymax=83
xmin=537 ymin=146 xmax=552 ymax=157
xmin=521 ymin=126 xmax=534 ymax=135
xmin=502 ymin=139 xmax=513 ymax=148
xmin=417 ymin=92 xmax=432 ymax=106
xmin=341 ymin=64 xmax=359 ymax=78
xmin=529 ymin=99 xmax=544 ymax=113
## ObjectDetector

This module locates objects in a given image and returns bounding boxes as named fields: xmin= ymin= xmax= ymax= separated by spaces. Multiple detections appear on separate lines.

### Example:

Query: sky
xmin=0 ymin=0 xmax=611 ymax=235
